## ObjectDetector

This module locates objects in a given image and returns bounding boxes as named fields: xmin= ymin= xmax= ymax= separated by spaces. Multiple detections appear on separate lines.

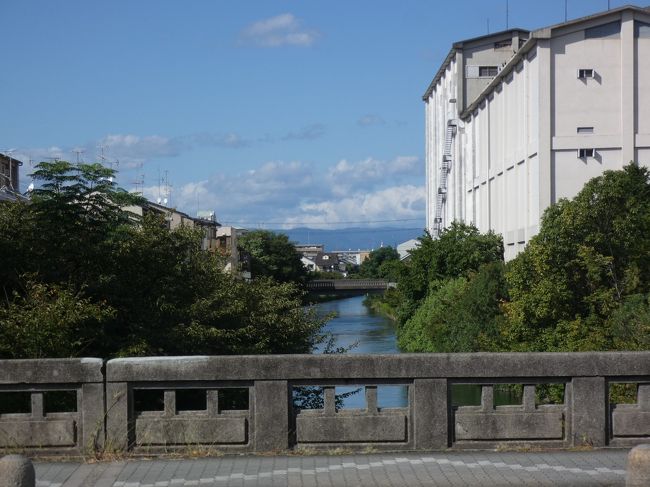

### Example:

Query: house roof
xmin=314 ymin=252 xmax=339 ymax=267
xmin=0 ymin=186 xmax=28 ymax=202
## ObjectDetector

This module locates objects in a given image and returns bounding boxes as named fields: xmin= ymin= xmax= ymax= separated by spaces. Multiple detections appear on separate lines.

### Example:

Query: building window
xmin=585 ymin=21 xmax=620 ymax=39
xmin=577 ymin=68 xmax=594 ymax=79
xmin=577 ymin=127 xmax=594 ymax=134
xmin=494 ymin=39 xmax=512 ymax=49
xmin=578 ymin=148 xmax=595 ymax=159
xmin=479 ymin=66 xmax=499 ymax=77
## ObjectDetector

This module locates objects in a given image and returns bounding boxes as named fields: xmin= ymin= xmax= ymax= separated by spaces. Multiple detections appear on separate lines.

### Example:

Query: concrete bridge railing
xmin=306 ymin=279 xmax=389 ymax=292
xmin=1 ymin=352 xmax=649 ymax=454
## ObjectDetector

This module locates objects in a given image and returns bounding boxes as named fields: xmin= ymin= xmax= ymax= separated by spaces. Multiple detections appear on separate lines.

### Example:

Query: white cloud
xmin=327 ymin=155 xmax=421 ymax=196
xmin=186 ymin=132 xmax=251 ymax=149
xmin=165 ymin=156 xmax=423 ymax=229
xmin=281 ymin=123 xmax=326 ymax=141
xmin=240 ymin=13 xmax=319 ymax=47
xmin=165 ymin=160 xmax=319 ymax=220
xmin=357 ymin=114 xmax=386 ymax=127
xmin=99 ymin=134 xmax=179 ymax=158
xmin=283 ymin=185 xmax=426 ymax=229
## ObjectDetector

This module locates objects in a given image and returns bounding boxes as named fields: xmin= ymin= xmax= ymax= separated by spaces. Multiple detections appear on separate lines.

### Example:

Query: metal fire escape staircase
xmin=433 ymin=120 xmax=457 ymax=237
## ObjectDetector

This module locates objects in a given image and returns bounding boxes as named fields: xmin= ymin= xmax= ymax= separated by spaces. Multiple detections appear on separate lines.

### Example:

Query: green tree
xmin=238 ymin=230 xmax=307 ymax=284
xmin=358 ymin=246 xmax=400 ymax=279
xmin=0 ymin=161 xmax=325 ymax=359
xmin=397 ymin=222 xmax=504 ymax=323
xmin=0 ymin=161 xmax=144 ymax=296
xmin=499 ymin=164 xmax=650 ymax=352
xmin=398 ymin=262 xmax=507 ymax=353
xmin=0 ymin=280 xmax=115 ymax=359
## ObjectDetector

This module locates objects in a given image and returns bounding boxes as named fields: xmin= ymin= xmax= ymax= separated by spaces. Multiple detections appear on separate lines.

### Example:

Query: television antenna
xmin=97 ymin=144 xmax=119 ymax=170
xmin=131 ymin=161 xmax=145 ymax=195
xmin=72 ymin=148 xmax=85 ymax=163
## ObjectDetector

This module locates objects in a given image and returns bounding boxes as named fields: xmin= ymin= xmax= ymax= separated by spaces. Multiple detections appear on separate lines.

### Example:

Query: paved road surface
xmin=35 ymin=449 xmax=629 ymax=486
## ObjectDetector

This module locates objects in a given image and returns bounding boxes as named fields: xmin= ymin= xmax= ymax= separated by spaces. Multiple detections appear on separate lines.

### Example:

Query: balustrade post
xmin=413 ymin=379 xmax=448 ymax=449
xmin=571 ymin=376 xmax=606 ymax=447
xmin=253 ymin=380 xmax=290 ymax=451
xmin=105 ymin=382 xmax=130 ymax=452
xmin=81 ymin=383 xmax=105 ymax=453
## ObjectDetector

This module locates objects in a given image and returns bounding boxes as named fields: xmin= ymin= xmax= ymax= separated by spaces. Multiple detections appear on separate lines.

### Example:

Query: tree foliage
xmin=398 ymin=262 xmax=507 ymax=353
xmin=499 ymin=164 xmax=650 ymax=351
xmin=396 ymin=222 xmax=504 ymax=324
xmin=237 ymin=230 xmax=307 ymax=284
xmin=397 ymin=165 xmax=650 ymax=354
xmin=0 ymin=162 xmax=324 ymax=359
xmin=358 ymin=246 xmax=401 ymax=279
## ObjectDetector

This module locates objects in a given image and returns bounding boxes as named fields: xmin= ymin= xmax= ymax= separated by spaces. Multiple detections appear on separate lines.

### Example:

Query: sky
xmin=0 ymin=0 xmax=635 ymax=230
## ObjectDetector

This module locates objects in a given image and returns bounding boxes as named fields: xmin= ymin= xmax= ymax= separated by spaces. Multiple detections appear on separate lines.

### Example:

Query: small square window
xmin=578 ymin=69 xmax=594 ymax=79
xmin=479 ymin=66 xmax=499 ymax=77
xmin=578 ymin=148 xmax=595 ymax=158
xmin=577 ymin=127 xmax=594 ymax=134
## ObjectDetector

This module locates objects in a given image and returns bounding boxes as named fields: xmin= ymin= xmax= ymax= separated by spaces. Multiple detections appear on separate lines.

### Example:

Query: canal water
xmin=313 ymin=295 xmax=515 ymax=409
xmin=314 ymin=295 xmax=407 ymax=409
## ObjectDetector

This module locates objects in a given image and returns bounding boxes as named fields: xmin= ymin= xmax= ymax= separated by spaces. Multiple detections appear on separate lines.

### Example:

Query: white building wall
xmin=425 ymin=57 xmax=459 ymax=232
xmin=635 ymin=21 xmax=650 ymax=169
xmin=550 ymin=19 xmax=624 ymax=203
xmin=460 ymin=47 xmax=540 ymax=260
xmin=424 ymin=7 xmax=650 ymax=260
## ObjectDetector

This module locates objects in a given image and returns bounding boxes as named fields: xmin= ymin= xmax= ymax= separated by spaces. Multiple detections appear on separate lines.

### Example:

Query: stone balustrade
xmin=0 ymin=352 xmax=649 ymax=454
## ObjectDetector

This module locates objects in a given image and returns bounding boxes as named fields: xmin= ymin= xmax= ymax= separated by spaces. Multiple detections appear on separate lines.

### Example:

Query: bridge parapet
xmin=1 ymin=352 xmax=649 ymax=454
xmin=0 ymin=358 xmax=104 ymax=455
xmin=306 ymin=279 xmax=388 ymax=292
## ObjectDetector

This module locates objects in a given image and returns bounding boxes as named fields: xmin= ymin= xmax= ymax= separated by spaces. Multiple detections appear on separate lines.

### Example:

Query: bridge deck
xmin=34 ymin=449 xmax=629 ymax=486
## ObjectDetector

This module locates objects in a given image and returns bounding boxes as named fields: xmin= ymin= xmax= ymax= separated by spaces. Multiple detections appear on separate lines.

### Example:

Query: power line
xmin=284 ymin=226 xmax=422 ymax=234
xmin=220 ymin=218 xmax=424 ymax=226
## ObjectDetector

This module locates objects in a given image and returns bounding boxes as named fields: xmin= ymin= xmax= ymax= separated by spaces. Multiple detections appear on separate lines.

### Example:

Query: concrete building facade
xmin=424 ymin=5 xmax=650 ymax=260
xmin=0 ymin=153 xmax=23 ymax=202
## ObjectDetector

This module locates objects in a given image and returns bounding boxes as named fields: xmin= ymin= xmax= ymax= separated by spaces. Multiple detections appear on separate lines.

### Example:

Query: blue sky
xmin=1 ymin=0 xmax=632 ymax=229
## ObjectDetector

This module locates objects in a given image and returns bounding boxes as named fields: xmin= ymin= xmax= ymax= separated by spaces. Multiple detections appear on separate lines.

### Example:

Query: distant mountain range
xmin=274 ymin=226 xmax=425 ymax=252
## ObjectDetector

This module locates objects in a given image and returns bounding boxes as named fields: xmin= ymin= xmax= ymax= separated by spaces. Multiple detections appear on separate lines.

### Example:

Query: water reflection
xmin=314 ymin=295 xmax=406 ymax=408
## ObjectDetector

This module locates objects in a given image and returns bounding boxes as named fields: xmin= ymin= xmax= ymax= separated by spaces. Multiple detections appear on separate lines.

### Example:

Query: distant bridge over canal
xmin=306 ymin=279 xmax=393 ymax=295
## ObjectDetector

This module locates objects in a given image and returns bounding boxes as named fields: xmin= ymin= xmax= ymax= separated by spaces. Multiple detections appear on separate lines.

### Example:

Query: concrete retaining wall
xmin=1 ymin=353 xmax=649 ymax=454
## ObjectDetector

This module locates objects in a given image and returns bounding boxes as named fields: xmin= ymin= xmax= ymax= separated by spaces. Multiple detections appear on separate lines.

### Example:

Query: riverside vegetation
xmin=365 ymin=164 xmax=650 ymax=355
xmin=0 ymin=161 xmax=326 ymax=359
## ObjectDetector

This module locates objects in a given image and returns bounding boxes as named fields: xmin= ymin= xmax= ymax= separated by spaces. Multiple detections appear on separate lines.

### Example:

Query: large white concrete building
xmin=424 ymin=5 xmax=650 ymax=260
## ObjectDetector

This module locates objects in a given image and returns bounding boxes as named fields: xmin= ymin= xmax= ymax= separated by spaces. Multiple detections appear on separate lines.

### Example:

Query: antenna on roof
xmin=565 ymin=0 xmax=568 ymax=22
xmin=72 ymin=148 xmax=85 ymax=163
xmin=487 ymin=18 xmax=490 ymax=34
xmin=506 ymin=0 xmax=509 ymax=29
xmin=131 ymin=161 xmax=145 ymax=196
xmin=97 ymin=144 xmax=119 ymax=170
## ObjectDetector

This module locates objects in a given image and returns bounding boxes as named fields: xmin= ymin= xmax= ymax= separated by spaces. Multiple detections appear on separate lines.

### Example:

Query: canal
xmin=313 ymin=294 xmax=517 ymax=409
xmin=314 ymin=295 xmax=406 ymax=408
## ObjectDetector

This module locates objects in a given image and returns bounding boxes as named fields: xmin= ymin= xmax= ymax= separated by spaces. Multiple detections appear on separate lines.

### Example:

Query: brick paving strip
xmin=34 ymin=450 xmax=630 ymax=486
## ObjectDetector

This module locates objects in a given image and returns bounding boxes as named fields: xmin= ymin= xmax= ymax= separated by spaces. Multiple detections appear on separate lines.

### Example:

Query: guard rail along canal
xmin=0 ymin=352 xmax=649 ymax=455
